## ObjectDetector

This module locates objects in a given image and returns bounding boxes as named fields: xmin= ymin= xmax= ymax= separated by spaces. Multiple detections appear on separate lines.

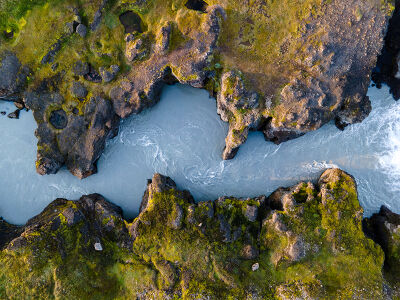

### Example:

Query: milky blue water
xmin=0 ymin=84 xmax=399 ymax=224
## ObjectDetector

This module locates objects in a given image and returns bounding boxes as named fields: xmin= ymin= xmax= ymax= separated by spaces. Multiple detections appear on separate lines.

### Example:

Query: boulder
xmin=73 ymin=61 xmax=90 ymax=76
xmin=71 ymin=82 xmax=88 ymax=99
xmin=76 ymin=24 xmax=87 ymax=37
xmin=7 ymin=109 xmax=20 ymax=119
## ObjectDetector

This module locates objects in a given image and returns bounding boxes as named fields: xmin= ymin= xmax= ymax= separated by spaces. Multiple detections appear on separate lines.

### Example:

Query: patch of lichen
xmin=0 ymin=0 xmax=61 ymax=35
xmin=0 ymin=1 xmax=75 ymax=66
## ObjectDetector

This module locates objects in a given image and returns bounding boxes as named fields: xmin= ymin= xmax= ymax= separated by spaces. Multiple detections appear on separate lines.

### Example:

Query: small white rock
xmin=252 ymin=263 xmax=259 ymax=271
xmin=94 ymin=242 xmax=103 ymax=251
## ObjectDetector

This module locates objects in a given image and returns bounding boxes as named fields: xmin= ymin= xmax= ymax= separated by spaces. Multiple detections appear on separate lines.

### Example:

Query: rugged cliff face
xmin=0 ymin=169 xmax=398 ymax=299
xmin=364 ymin=205 xmax=400 ymax=297
xmin=0 ymin=0 xmax=395 ymax=178
xmin=372 ymin=0 xmax=400 ymax=98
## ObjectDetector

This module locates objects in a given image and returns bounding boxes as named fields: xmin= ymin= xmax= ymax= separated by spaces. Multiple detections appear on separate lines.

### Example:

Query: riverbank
xmin=0 ymin=0 xmax=394 ymax=178
xmin=0 ymin=168 xmax=398 ymax=298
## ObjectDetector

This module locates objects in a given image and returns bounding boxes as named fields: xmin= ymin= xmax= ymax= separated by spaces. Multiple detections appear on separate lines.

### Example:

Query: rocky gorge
xmin=1 ymin=0 xmax=400 ymax=298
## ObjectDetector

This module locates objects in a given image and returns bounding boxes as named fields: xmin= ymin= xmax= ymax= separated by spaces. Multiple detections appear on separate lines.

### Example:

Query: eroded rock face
xmin=24 ymin=89 xmax=119 ymax=178
xmin=0 ymin=52 xmax=29 ymax=100
xmin=0 ymin=169 xmax=396 ymax=298
xmin=372 ymin=0 xmax=400 ymax=98
xmin=217 ymin=70 xmax=262 ymax=158
xmin=109 ymin=0 xmax=393 ymax=162
xmin=364 ymin=205 xmax=400 ymax=295
xmin=218 ymin=0 xmax=392 ymax=155
xmin=109 ymin=5 xmax=225 ymax=118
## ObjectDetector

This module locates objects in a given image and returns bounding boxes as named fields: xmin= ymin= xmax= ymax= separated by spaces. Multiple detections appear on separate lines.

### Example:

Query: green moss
xmin=292 ymin=183 xmax=309 ymax=203
xmin=260 ymin=170 xmax=386 ymax=298
xmin=168 ymin=22 xmax=189 ymax=52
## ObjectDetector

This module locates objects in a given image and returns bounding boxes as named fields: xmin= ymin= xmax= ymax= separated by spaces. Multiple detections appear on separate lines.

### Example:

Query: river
xmin=0 ymin=84 xmax=398 ymax=224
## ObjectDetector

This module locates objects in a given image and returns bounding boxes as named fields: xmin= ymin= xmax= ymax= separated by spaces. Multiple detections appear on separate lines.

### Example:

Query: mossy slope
xmin=0 ymin=169 xmax=396 ymax=298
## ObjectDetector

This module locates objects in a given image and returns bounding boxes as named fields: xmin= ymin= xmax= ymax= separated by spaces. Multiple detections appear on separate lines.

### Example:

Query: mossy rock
xmin=0 ymin=169 xmax=396 ymax=298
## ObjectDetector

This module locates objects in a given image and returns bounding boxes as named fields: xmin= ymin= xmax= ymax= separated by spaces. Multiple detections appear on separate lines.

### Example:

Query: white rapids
xmin=0 ymin=84 xmax=399 ymax=224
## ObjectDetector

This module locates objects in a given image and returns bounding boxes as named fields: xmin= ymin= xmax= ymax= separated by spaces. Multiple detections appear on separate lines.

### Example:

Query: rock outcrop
xmin=0 ymin=52 xmax=29 ymax=101
xmin=364 ymin=205 xmax=400 ymax=297
xmin=0 ymin=0 xmax=395 ymax=178
xmin=0 ymin=169 xmax=398 ymax=298
xmin=372 ymin=0 xmax=400 ymax=98
xmin=24 ymin=88 xmax=119 ymax=178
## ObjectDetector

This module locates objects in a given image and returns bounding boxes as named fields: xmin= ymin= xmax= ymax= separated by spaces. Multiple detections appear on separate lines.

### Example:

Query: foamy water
xmin=0 ymin=84 xmax=399 ymax=224
xmin=378 ymin=107 xmax=400 ymax=191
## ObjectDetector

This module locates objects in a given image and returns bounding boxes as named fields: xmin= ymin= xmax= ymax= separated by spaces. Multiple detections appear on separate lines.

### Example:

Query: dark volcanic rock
xmin=65 ymin=22 xmax=75 ymax=35
xmin=124 ymin=34 xmax=150 ymax=62
xmin=70 ymin=81 xmax=88 ymax=98
xmin=372 ymin=0 xmax=400 ymax=99
xmin=73 ymin=60 xmax=90 ymax=76
xmin=363 ymin=205 xmax=400 ymax=290
xmin=7 ymin=109 xmax=20 ymax=119
xmin=185 ymin=0 xmax=208 ymax=12
xmin=84 ymin=64 xmax=103 ymax=83
xmin=65 ymin=96 xmax=119 ymax=178
xmin=14 ymin=101 xmax=25 ymax=110
xmin=0 ymin=218 xmax=22 ymax=250
xmin=155 ymin=22 xmax=172 ymax=54
xmin=76 ymin=23 xmax=87 ymax=37
xmin=49 ymin=109 xmax=68 ymax=129
xmin=3 ymin=30 xmax=14 ymax=39
xmin=0 ymin=52 xmax=29 ymax=99
xmin=41 ymin=35 xmax=71 ymax=64
xmin=99 ymin=65 xmax=120 ymax=83
xmin=90 ymin=0 xmax=108 ymax=31
xmin=24 ymin=90 xmax=119 ymax=178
